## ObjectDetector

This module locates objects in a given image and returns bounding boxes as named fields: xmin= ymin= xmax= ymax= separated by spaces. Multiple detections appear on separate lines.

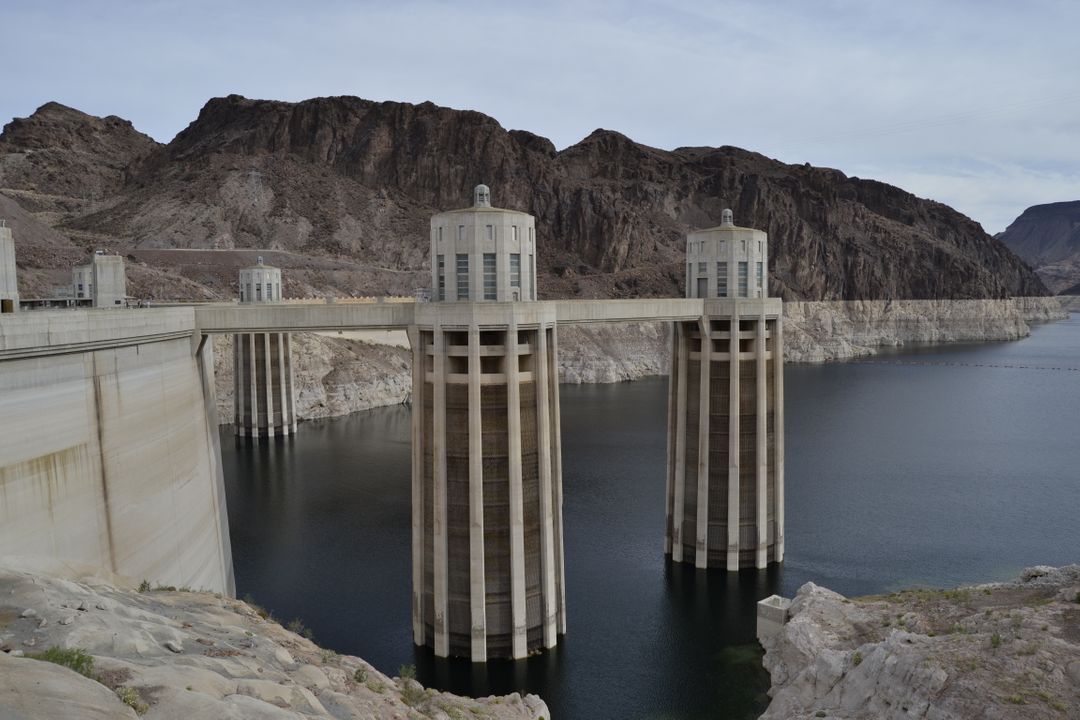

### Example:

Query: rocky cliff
xmin=0 ymin=559 xmax=547 ymax=719
xmin=1 ymin=96 xmax=1048 ymax=303
xmin=759 ymin=565 xmax=1080 ymax=719
xmin=998 ymin=200 xmax=1080 ymax=294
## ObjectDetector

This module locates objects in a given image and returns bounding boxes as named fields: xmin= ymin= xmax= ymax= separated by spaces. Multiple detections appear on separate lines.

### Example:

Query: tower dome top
xmin=721 ymin=208 xmax=734 ymax=227
xmin=474 ymin=184 xmax=491 ymax=208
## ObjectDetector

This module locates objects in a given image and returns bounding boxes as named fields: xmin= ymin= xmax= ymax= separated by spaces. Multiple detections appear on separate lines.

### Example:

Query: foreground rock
xmin=0 ymin=560 xmax=548 ymax=720
xmin=760 ymin=565 xmax=1080 ymax=719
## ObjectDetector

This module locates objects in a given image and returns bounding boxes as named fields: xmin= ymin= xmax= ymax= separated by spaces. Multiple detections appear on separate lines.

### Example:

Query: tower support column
xmin=412 ymin=304 xmax=564 ymax=661
xmin=666 ymin=298 xmax=783 ymax=571
xmin=233 ymin=332 xmax=296 ymax=439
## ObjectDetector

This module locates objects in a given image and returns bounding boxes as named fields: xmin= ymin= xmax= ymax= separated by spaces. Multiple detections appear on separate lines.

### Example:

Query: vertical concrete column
xmin=664 ymin=322 xmax=678 ymax=555
xmin=505 ymin=318 xmax=528 ymax=659
xmin=550 ymin=323 xmax=566 ymax=636
xmin=466 ymin=324 xmax=487 ymax=661
xmin=727 ymin=308 xmax=741 ymax=571
xmin=432 ymin=324 xmax=449 ymax=657
xmin=535 ymin=323 xmax=557 ymax=648
xmin=233 ymin=335 xmax=243 ymax=436
xmin=671 ymin=323 xmax=688 ymax=563
xmin=694 ymin=316 xmax=711 ymax=569
xmin=286 ymin=334 xmax=298 ymax=433
xmin=262 ymin=334 xmax=275 ymax=438
xmin=248 ymin=333 xmax=260 ymax=445
xmin=755 ymin=312 xmax=769 ymax=569
xmin=277 ymin=333 xmax=290 ymax=436
xmin=408 ymin=327 xmax=425 ymax=646
xmin=774 ymin=314 xmax=785 ymax=562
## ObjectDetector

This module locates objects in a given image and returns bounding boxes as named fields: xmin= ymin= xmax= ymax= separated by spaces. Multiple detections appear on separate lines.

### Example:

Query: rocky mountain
xmin=0 ymin=95 xmax=1048 ymax=302
xmin=998 ymin=200 xmax=1080 ymax=293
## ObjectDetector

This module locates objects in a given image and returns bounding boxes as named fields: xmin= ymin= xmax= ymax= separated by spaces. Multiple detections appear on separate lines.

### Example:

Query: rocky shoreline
xmin=212 ymin=297 xmax=1067 ymax=425
xmin=0 ymin=559 xmax=547 ymax=719
xmin=758 ymin=565 xmax=1080 ymax=719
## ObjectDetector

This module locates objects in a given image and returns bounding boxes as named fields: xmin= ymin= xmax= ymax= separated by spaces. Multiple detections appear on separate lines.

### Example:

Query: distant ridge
xmin=998 ymin=200 xmax=1080 ymax=294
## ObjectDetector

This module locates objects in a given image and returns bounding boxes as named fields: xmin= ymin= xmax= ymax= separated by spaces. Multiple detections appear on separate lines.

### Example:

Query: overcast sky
xmin=2 ymin=0 xmax=1078 ymax=233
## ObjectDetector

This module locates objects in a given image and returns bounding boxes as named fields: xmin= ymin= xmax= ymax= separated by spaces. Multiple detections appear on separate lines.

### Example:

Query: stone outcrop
xmin=759 ymin=565 xmax=1080 ymax=719
xmin=0 ymin=559 xmax=547 ymax=719
xmin=998 ymin=200 xmax=1080 ymax=293
xmin=1 ymin=96 xmax=1048 ymax=304
xmin=782 ymin=296 xmax=1067 ymax=362
xmin=213 ymin=333 xmax=411 ymax=423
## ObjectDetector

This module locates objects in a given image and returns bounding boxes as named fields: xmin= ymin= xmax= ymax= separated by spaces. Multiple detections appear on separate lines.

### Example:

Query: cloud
xmin=0 ymin=0 xmax=1076 ymax=232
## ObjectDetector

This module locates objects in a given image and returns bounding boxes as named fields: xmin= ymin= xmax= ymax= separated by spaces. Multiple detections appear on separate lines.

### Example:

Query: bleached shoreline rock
xmin=0 ymin=559 xmax=548 ymax=720
xmin=759 ymin=565 xmax=1080 ymax=719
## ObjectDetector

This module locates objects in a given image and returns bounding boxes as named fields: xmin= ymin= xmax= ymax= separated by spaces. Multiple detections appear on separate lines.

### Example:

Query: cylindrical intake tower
xmin=233 ymin=258 xmax=297 ymax=440
xmin=411 ymin=186 xmax=565 ymax=662
xmin=666 ymin=210 xmax=785 ymax=570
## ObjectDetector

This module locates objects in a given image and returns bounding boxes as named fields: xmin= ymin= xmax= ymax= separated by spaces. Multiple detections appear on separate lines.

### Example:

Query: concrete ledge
xmin=0 ymin=307 xmax=195 ymax=359
xmin=757 ymin=594 xmax=792 ymax=643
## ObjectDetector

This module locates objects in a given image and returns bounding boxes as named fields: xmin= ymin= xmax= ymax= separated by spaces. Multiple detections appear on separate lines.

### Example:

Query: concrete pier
xmin=0 ymin=221 xmax=18 ymax=313
xmin=666 ymin=210 xmax=784 ymax=570
xmin=233 ymin=259 xmax=297 ymax=439
xmin=413 ymin=186 xmax=565 ymax=661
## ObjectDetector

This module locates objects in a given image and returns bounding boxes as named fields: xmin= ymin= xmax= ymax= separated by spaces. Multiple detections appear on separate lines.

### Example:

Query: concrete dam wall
xmin=0 ymin=309 xmax=234 ymax=595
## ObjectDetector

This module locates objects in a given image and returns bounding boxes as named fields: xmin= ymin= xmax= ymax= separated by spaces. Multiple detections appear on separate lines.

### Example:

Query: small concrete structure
xmin=756 ymin=594 xmax=792 ymax=643
xmin=233 ymin=258 xmax=297 ymax=440
xmin=430 ymin=184 xmax=538 ymax=302
xmin=73 ymin=251 xmax=127 ymax=308
xmin=665 ymin=210 xmax=785 ymax=570
xmin=412 ymin=185 xmax=564 ymax=661
xmin=0 ymin=220 xmax=17 ymax=314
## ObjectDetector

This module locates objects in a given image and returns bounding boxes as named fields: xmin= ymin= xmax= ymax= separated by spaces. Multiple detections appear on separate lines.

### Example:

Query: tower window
xmin=437 ymin=227 xmax=443 ymax=243
xmin=512 ymin=225 xmax=519 ymax=243
xmin=510 ymin=253 xmax=521 ymax=288
xmin=486 ymin=224 xmax=494 ymax=241
xmin=456 ymin=254 xmax=469 ymax=300
xmin=738 ymin=262 xmax=748 ymax=297
xmin=529 ymin=254 xmax=535 ymax=300
xmin=256 ymin=283 xmax=262 ymax=301
xmin=757 ymin=262 xmax=763 ymax=292
xmin=457 ymin=225 xmax=465 ymax=242
xmin=437 ymin=255 xmax=445 ymax=301
xmin=483 ymin=253 xmax=497 ymax=300
xmin=717 ymin=262 xmax=728 ymax=297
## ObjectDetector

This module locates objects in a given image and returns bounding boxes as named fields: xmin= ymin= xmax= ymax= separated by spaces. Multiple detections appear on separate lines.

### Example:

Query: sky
xmin=1 ymin=0 xmax=1078 ymax=234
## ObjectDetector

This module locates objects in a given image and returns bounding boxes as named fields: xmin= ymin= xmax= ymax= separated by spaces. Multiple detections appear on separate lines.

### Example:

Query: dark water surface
xmin=222 ymin=314 xmax=1080 ymax=719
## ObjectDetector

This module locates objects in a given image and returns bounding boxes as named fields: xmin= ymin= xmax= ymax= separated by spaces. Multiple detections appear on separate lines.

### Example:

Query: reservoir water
xmin=221 ymin=313 xmax=1079 ymax=719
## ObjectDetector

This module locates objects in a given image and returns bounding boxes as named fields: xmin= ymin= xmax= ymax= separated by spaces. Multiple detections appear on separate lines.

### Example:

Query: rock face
xmin=0 ymin=96 xmax=1048 ymax=303
xmin=998 ymin=201 xmax=1080 ymax=293
xmin=0 ymin=559 xmax=548 ymax=719
xmin=782 ymin=296 xmax=1066 ymax=362
xmin=213 ymin=333 xmax=412 ymax=423
xmin=760 ymin=565 xmax=1080 ymax=719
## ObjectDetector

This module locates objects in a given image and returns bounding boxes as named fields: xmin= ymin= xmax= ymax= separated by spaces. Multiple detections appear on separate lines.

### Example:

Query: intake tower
xmin=233 ymin=258 xmax=297 ymax=440
xmin=411 ymin=185 xmax=564 ymax=661
xmin=666 ymin=209 xmax=785 ymax=570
